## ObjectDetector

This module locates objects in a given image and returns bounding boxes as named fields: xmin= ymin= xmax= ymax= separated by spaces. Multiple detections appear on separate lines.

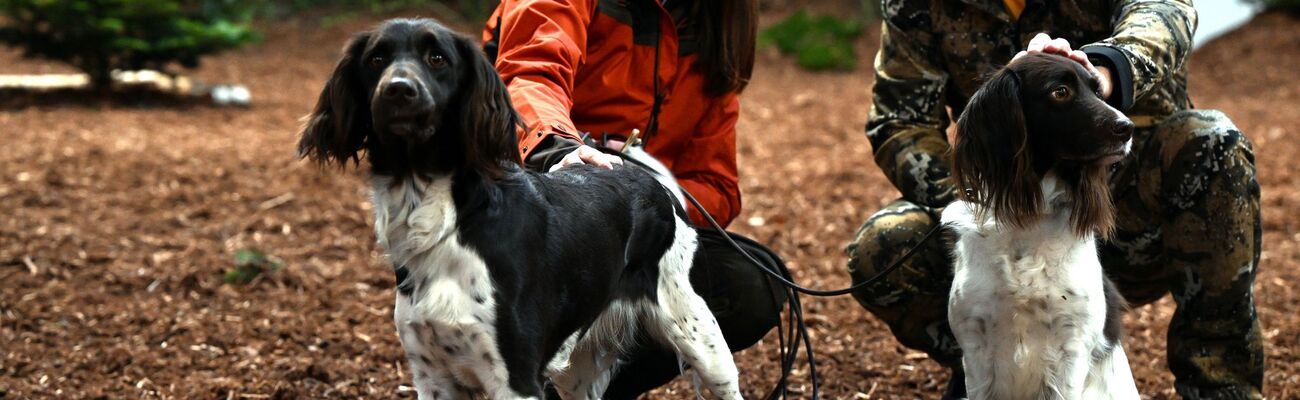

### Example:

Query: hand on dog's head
xmin=952 ymin=53 xmax=1134 ymax=237
xmin=298 ymin=18 xmax=522 ymax=179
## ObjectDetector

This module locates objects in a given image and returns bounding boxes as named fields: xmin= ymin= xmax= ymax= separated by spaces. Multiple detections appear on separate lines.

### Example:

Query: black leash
xmin=613 ymin=150 xmax=946 ymax=297
xmin=609 ymin=150 xmax=946 ymax=399
xmin=680 ymin=189 xmax=946 ymax=297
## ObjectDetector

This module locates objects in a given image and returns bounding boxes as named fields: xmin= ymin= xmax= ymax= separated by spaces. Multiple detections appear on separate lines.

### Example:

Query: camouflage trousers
xmin=846 ymin=110 xmax=1264 ymax=399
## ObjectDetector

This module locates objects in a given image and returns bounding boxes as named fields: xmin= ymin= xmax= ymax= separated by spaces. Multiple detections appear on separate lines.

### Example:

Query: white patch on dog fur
xmin=375 ymin=175 xmax=524 ymax=400
xmin=623 ymin=145 xmax=686 ymax=209
xmin=646 ymin=216 xmax=742 ymax=399
xmin=944 ymin=173 xmax=1139 ymax=400
xmin=544 ymin=333 xmax=579 ymax=378
xmin=1083 ymin=343 xmax=1140 ymax=399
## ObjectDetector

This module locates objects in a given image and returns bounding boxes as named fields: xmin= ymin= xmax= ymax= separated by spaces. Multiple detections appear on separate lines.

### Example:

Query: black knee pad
xmin=692 ymin=229 xmax=789 ymax=349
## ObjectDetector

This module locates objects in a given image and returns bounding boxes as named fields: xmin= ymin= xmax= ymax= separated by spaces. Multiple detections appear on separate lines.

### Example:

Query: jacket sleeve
xmin=866 ymin=9 xmax=955 ymax=208
xmin=488 ymin=0 xmax=594 ymax=158
xmin=676 ymin=94 xmax=742 ymax=228
xmin=1081 ymin=0 xmax=1196 ymax=111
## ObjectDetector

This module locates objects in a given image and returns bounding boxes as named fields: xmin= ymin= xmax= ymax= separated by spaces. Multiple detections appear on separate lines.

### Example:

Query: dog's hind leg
xmin=549 ymin=301 xmax=645 ymax=400
xmin=644 ymin=219 xmax=742 ymax=400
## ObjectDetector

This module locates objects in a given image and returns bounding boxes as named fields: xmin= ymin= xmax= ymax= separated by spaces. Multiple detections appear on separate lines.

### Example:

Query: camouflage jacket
xmin=867 ymin=0 xmax=1195 ymax=208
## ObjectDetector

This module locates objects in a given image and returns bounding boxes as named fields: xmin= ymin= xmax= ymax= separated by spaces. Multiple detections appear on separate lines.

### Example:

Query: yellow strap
xmin=1003 ymin=0 xmax=1025 ymax=19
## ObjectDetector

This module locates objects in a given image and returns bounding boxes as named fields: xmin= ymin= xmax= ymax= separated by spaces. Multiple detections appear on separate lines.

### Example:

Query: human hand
xmin=548 ymin=145 xmax=624 ymax=173
xmin=1012 ymin=33 xmax=1112 ymax=99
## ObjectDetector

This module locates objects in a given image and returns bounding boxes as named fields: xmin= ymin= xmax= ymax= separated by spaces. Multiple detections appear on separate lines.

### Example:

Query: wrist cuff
xmin=523 ymin=135 xmax=583 ymax=172
xmin=1083 ymin=46 xmax=1134 ymax=111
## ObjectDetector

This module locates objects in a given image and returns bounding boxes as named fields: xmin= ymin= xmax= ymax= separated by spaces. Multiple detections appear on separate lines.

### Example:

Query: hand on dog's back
xmin=548 ymin=144 xmax=624 ymax=172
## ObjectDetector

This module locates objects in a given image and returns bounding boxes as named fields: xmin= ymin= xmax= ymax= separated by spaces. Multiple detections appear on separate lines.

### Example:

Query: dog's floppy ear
xmin=453 ymin=33 xmax=523 ymax=179
xmin=1065 ymin=162 xmax=1115 ymax=238
xmin=298 ymin=32 xmax=371 ymax=166
xmin=952 ymin=68 xmax=1041 ymax=228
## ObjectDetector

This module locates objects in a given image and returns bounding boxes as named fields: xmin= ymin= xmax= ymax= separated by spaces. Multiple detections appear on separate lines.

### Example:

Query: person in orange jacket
xmin=483 ymin=0 xmax=785 ymax=397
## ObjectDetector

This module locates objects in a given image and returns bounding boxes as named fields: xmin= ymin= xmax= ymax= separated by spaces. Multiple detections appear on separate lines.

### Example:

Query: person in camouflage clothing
xmin=845 ymin=0 xmax=1264 ymax=398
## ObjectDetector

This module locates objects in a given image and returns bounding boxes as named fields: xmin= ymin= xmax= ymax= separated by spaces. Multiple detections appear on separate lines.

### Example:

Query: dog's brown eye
xmin=427 ymin=54 xmax=446 ymax=68
xmin=1051 ymin=86 xmax=1070 ymax=101
xmin=368 ymin=55 xmax=386 ymax=69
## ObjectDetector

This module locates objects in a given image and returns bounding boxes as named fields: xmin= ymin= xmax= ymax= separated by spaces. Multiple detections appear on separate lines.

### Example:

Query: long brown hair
xmin=694 ymin=0 xmax=757 ymax=97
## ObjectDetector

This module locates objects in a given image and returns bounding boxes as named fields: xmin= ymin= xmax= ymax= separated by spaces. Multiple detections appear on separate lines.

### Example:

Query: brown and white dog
xmin=297 ymin=18 xmax=740 ymax=400
xmin=943 ymin=53 xmax=1140 ymax=400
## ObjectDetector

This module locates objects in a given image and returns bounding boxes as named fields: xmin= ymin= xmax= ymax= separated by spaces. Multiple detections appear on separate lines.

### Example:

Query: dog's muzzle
xmin=373 ymin=74 xmax=436 ymax=137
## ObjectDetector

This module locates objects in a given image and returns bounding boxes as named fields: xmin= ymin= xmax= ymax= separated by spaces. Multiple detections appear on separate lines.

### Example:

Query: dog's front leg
xmin=1049 ymin=341 xmax=1092 ymax=400
xmin=397 ymin=321 xmax=467 ymax=400
xmin=949 ymin=317 xmax=995 ymax=400
xmin=949 ymin=282 xmax=997 ymax=400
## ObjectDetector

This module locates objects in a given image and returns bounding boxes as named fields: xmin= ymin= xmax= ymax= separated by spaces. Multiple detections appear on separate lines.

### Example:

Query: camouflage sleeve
xmin=1080 ymin=0 xmax=1196 ymax=110
xmin=866 ymin=3 xmax=955 ymax=208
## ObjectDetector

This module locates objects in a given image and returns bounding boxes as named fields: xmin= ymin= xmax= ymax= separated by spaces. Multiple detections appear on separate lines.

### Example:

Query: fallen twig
xmin=22 ymin=256 xmax=37 ymax=275
xmin=257 ymin=193 xmax=295 ymax=211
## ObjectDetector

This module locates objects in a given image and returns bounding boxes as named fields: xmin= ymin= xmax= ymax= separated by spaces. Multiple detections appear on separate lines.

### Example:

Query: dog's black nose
xmin=1111 ymin=118 xmax=1134 ymax=139
xmin=383 ymin=79 xmax=418 ymax=102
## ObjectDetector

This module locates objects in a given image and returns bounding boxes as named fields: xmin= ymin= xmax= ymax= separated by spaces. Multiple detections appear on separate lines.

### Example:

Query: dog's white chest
xmin=943 ymin=199 xmax=1114 ymax=399
xmin=373 ymin=176 xmax=508 ymax=395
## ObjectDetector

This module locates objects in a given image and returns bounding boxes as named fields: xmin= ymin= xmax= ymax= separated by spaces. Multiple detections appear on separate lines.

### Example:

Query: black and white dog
xmin=298 ymin=18 xmax=740 ymax=400
xmin=943 ymin=53 xmax=1140 ymax=399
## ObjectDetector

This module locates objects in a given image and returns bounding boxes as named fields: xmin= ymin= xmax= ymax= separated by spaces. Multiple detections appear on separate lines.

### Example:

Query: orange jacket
xmin=483 ymin=0 xmax=741 ymax=227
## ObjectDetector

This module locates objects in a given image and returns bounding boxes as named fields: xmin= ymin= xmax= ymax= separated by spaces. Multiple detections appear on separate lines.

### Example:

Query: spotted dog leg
xmin=645 ymin=219 xmax=742 ymax=400
xmin=396 ymin=314 xmax=463 ymax=400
